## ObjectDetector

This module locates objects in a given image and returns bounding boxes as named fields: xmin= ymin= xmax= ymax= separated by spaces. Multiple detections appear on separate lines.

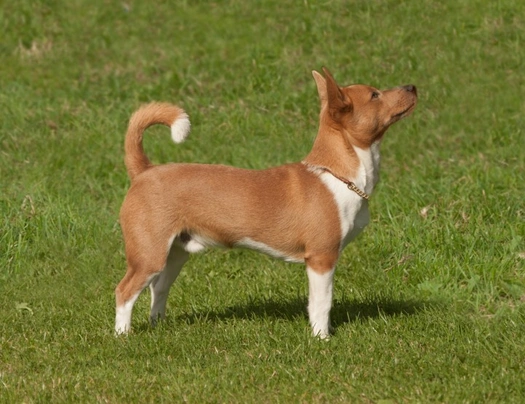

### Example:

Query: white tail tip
xmin=171 ymin=113 xmax=191 ymax=143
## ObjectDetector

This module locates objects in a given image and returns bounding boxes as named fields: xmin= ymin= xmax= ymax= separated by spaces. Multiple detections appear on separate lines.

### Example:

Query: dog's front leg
xmin=306 ymin=258 xmax=336 ymax=339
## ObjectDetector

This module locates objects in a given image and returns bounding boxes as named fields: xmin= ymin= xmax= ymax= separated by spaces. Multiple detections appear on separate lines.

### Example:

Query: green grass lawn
xmin=1 ymin=0 xmax=524 ymax=402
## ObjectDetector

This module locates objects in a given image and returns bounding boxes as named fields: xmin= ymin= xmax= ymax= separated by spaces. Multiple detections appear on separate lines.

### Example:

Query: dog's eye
xmin=371 ymin=91 xmax=380 ymax=100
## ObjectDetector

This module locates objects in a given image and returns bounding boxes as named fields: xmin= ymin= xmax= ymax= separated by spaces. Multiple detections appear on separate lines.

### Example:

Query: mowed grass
xmin=1 ymin=0 xmax=524 ymax=402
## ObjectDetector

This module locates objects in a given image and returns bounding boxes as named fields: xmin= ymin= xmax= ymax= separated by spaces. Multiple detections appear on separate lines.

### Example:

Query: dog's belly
xmin=175 ymin=232 xmax=305 ymax=263
xmin=236 ymin=238 xmax=305 ymax=263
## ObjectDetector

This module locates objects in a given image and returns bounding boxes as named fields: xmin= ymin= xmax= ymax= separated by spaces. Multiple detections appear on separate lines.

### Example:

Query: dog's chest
xmin=319 ymin=144 xmax=380 ymax=249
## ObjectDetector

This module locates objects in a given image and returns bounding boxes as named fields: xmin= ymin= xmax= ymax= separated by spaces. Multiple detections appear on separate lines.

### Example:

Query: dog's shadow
xmin=174 ymin=295 xmax=437 ymax=331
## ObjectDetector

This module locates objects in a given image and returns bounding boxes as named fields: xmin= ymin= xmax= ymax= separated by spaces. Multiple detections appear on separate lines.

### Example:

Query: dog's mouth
xmin=391 ymin=102 xmax=416 ymax=121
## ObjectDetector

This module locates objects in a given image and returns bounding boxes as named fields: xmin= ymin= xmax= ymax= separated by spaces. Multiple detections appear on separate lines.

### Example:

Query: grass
xmin=1 ymin=0 xmax=524 ymax=402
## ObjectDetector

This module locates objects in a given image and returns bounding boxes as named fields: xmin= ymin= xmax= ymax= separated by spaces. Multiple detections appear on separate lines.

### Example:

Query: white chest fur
xmin=354 ymin=142 xmax=381 ymax=195
xmin=318 ymin=142 xmax=380 ymax=249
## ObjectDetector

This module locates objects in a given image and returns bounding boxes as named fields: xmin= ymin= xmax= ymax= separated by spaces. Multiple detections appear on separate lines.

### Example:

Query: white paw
xmin=312 ymin=326 xmax=331 ymax=340
xmin=114 ymin=326 xmax=130 ymax=336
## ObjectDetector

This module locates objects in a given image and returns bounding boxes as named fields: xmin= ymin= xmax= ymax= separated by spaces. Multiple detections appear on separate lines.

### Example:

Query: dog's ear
xmin=322 ymin=67 xmax=352 ymax=119
xmin=312 ymin=70 xmax=327 ymax=106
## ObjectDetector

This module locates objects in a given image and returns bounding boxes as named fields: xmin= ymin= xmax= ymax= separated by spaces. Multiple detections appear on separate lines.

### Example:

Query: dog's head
xmin=312 ymin=68 xmax=417 ymax=148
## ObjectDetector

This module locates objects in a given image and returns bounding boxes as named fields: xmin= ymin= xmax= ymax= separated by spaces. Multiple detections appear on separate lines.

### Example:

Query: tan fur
xmin=125 ymin=102 xmax=187 ymax=180
xmin=115 ymin=68 xmax=417 ymax=335
xmin=118 ymin=162 xmax=342 ymax=303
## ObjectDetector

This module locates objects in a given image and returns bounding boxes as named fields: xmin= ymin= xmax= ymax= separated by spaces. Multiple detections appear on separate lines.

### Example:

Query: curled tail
xmin=124 ymin=102 xmax=191 ymax=181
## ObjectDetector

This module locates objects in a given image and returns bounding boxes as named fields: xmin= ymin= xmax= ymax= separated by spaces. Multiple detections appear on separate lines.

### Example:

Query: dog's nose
xmin=402 ymin=85 xmax=417 ymax=95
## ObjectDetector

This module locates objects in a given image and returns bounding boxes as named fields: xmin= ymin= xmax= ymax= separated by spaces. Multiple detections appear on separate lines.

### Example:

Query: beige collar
xmin=303 ymin=162 xmax=370 ymax=200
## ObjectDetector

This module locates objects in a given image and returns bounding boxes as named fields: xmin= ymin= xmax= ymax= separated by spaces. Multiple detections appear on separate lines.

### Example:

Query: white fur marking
xmin=185 ymin=239 xmax=207 ymax=253
xmin=316 ymin=143 xmax=380 ymax=249
xmin=237 ymin=237 xmax=304 ymax=263
xmin=115 ymin=292 xmax=141 ymax=335
xmin=319 ymin=172 xmax=366 ymax=249
xmin=170 ymin=113 xmax=191 ymax=144
xmin=354 ymin=143 xmax=380 ymax=195
xmin=307 ymin=267 xmax=334 ymax=339
xmin=183 ymin=234 xmax=220 ymax=253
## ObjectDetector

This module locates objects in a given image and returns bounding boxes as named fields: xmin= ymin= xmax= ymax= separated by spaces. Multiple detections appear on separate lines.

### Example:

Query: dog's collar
xmin=302 ymin=162 xmax=370 ymax=200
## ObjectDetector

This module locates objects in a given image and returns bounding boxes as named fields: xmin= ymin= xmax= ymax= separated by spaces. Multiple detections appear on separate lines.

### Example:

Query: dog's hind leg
xmin=149 ymin=245 xmax=189 ymax=325
xmin=115 ymin=235 xmax=172 ymax=335
xmin=305 ymin=253 xmax=338 ymax=339
xmin=115 ymin=266 xmax=156 ymax=335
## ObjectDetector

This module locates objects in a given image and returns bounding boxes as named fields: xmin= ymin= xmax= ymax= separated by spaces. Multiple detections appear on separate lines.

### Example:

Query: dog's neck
xmin=303 ymin=120 xmax=381 ymax=196
xmin=353 ymin=141 xmax=381 ymax=196
xmin=303 ymin=125 xmax=359 ymax=179
xmin=306 ymin=120 xmax=380 ymax=171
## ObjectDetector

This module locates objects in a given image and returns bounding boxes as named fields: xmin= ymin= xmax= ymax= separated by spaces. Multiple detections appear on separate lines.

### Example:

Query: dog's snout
xmin=402 ymin=84 xmax=417 ymax=95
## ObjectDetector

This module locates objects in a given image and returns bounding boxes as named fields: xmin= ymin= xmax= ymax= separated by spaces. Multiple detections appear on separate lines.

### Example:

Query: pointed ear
xmin=322 ymin=67 xmax=347 ymax=114
xmin=312 ymin=70 xmax=327 ymax=106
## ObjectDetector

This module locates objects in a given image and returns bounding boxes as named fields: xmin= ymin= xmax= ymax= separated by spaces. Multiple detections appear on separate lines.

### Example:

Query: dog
xmin=114 ymin=68 xmax=417 ymax=338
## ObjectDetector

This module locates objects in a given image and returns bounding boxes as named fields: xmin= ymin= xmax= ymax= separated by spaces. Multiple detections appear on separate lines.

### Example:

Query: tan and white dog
xmin=115 ymin=68 xmax=417 ymax=338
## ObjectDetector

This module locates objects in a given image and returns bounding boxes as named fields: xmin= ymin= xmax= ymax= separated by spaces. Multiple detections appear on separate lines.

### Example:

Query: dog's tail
xmin=124 ymin=102 xmax=191 ymax=181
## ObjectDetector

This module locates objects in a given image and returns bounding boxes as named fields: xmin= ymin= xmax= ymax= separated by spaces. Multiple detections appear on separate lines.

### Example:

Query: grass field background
xmin=1 ymin=0 xmax=524 ymax=402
